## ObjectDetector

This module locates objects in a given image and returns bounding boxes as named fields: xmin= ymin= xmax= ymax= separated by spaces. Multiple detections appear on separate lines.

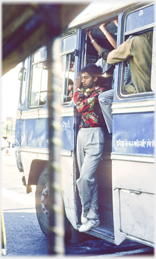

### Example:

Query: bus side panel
xmin=18 ymin=117 xmax=49 ymax=185
xmin=112 ymin=160 xmax=155 ymax=245
xmin=112 ymin=112 xmax=154 ymax=156
xmin=61 ymin=113 xmax=78 ymax=229
xmin=112 ymin=112 xmax=155 ymax=246
xmin=15 ymin=119 xmax=21 ymax=146
xmin=61 ymin=116 xmax=74 ymax=151
xmin=21 ymin=118 xmax=48 ymax=148
xmin=61 ymin=156 xmax=78 ymax=229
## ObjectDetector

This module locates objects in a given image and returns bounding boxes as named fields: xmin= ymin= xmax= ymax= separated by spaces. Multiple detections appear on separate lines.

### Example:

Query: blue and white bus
xmin=15 ymin=1 xmax=155 ymax=247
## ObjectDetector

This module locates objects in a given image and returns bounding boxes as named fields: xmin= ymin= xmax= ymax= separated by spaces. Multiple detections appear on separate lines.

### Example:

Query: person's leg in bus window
xmin=98 ymin=89 xmax=114 ymax=134
xmin=87 ymin=20 xmax=117 ymax=135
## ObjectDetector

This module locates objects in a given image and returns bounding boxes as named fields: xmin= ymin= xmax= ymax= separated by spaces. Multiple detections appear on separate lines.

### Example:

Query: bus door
xmin=60 ymin=27 xmax=115 ymax=236
xmin=111 ymin=3 xmax=155 ymax=247
xmin=60 ymin=31 xmax=81 ymax=229
xmin=71 ymin=17 xmax=118 ymax=243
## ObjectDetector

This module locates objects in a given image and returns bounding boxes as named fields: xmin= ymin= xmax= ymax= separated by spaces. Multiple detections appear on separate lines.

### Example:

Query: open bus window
xmin=63 ymin=53 xmax=74 ymax=103
xmin=29 ymin=47 xmax=48 ymax=107
xmin=84 ymin=21 xmax=117 ymax=90
xmin=85 ymin=22 xmax=116 ymax=65
xmin=120 ymin=4 xmax=155 ymax=96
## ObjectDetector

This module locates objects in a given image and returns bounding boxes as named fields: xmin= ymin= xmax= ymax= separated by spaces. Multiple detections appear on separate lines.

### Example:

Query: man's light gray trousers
xmin=76 ymin=127 xmax=104 ymax=220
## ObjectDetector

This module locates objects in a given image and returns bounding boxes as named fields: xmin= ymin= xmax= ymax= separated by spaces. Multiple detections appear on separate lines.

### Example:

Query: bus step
xmin=77 ymin=224 xmax=115 ymax=244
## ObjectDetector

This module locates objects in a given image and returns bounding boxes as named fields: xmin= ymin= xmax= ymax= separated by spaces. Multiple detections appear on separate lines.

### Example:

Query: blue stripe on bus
xmin=61 ymin=116 xmax=74 ymax=151
xmin=112 ymin=112 xmax=155 ymax=156
xmin=20 ymin=119 xmax=49 ymax=148
xmin=16 ymin=116 xmax=74 ymax=151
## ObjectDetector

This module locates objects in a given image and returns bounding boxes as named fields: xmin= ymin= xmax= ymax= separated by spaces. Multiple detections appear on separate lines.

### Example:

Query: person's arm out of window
xmin=107 ymin=40 xmax=132 ymax=64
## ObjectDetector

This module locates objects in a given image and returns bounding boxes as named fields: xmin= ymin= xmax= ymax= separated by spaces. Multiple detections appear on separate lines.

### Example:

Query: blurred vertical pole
xmin=43 ymin=3 xmax=89 ymax=255
xmin=48 ymin=39 xmax=65 ymax=255
xmin=44 ymin=4 xmax=65 ymax=255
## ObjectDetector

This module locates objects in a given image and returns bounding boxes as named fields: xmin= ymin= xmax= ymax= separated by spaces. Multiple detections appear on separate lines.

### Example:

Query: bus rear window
xmin=29 ymin=47 xmax=48 ymax=107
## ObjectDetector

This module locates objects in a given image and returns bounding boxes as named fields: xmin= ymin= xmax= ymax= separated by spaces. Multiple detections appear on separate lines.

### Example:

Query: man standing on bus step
xmin=73 ymin=64 xmax=106 ymax=232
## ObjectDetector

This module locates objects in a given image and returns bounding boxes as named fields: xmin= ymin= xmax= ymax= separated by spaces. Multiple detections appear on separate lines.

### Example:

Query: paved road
xmin=2 ymin=152 xmax=154 ymax=256
xmin=2 ymin=153 xmax=49 ymax=256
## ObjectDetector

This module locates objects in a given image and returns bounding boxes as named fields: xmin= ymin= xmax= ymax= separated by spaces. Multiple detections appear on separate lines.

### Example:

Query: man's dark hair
xmin=68 ymin=78 xmax=73 ymax=85
xmin=80 ymin=64 xmax=102 ymax=85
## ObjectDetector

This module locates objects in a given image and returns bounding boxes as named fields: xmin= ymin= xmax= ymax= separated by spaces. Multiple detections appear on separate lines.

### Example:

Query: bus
xmin=15 ymin=1 xmax=155 ymax=247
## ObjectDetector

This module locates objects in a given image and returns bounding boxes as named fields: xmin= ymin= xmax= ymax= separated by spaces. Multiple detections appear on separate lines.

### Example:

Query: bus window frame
xmin=28 ymin=53 xmax=48 ymax=109
xmin=116 ymin=3 xmax=155 ymax=100
xmin=82 ymin=18 xmax=118 ymax=66
xmin=19 ymin=61 xmax=26 ymax=106
xmin=61 ymin=33 xmax=77 ymax=106
xmin=61 ymin=51 xmax=75 ymax=105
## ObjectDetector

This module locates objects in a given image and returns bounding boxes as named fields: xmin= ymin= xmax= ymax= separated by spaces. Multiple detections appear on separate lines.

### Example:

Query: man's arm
xmin=107 ymin=40 xmax=131 ymax=64
xmin=74 ymin=90 xmax=104 ymax=113
xmin=99 ymin=23 xmax=117 ymax=49
xmin=88 ymin=29 xmax=101 ymax=54
xmin=73 ymin=77 xmax=104 ymax=113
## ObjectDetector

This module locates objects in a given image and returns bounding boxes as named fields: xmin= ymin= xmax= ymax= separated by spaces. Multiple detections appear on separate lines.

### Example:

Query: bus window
xmin=125 ymin=5 xmax=155 ymax=33
xmin=62 ymin=53 xmax=75 ymax=103
xmin=61 ymin=34 xmax=77 ymax=53
xmin=29 ymin=47 xmax=48 ymax=107
xmin=61 ymin=33 xmax=76 ymax=104
xmin=120 ymin=4 xmax=155 ymax=97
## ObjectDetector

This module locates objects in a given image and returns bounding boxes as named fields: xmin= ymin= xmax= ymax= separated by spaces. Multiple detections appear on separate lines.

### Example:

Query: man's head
xmin=80 ymin=64 xmax=102 ymax=88
xmin=68 ymin=78 xmax=73 ymax=86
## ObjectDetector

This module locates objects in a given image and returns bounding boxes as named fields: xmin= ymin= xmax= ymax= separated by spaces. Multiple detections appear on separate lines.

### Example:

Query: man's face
xmin=68 ymin=84 xmax=73 ymax=98
xmin=68 ymin=84 xmax=73 ymax=92
xmin=81 ymin=72 xmax=97 ymax=89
